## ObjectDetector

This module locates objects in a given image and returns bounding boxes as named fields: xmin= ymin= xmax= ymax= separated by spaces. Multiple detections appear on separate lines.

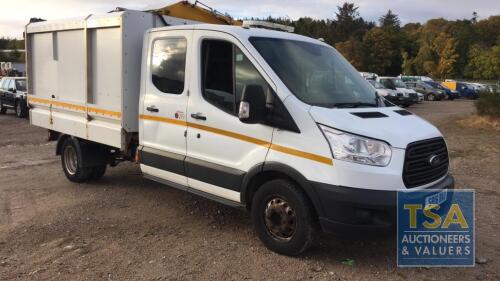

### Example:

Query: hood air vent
xmin=394 ymin=109 xmax=413 ymax=116
xmin=350 ymin=112 xmax=388 ymax=118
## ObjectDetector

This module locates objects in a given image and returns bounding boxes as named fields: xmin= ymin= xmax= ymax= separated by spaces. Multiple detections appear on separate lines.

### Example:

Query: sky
xmin=1 ymin=0 xmax=499 ymax=39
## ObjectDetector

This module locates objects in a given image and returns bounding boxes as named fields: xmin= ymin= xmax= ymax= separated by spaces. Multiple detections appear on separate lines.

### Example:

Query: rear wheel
xmin=427 ymin=94 xmax=436 ymax=101
xmin=90 ymin=165 xmax=107 ymax=180
xmin=252 ymin=179 xmax=318 ymax=256
xmin=0 ymin=103 xmax=6 ymax=114
xmin=61 ymin=138 xmax=93 ymax=183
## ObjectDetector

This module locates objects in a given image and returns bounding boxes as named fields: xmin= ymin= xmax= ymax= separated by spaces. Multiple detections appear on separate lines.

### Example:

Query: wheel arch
xmin=240 ymin=162 xmax=325 ymax=218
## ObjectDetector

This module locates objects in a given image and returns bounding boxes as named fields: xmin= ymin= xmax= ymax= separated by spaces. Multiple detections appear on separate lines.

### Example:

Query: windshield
xmin=368 ymin=80 xmax=386 ymax=89
xmin=250 ymin=37 xmax=378 ymax=108
xmin=15 ymin=79 xmax=26 ymax=91
xmin=393 ymin=78 xmax=407 ymax=88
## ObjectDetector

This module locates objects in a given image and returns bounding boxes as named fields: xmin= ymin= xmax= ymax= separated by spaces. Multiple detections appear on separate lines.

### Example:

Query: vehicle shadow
xmin=94 ymin=164 xmax=397 ymax=265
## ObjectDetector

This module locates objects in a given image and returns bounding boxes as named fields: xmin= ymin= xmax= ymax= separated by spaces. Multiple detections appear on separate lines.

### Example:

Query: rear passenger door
xmin=185 ymin=31 xmax=275 ymax=202
xmin=139 ymin=30 xmax=192 ymax=187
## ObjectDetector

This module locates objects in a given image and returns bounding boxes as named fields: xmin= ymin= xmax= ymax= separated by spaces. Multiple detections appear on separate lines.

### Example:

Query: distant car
xmin=377 ymin=77 xmax=419 ymax=105
xmin=442 ymin=81 xmax=478 ymax=99
xmin=400 ymin=75 xmax=433 ymax=82
xmin=484 ymin=84 xmax=500 ymax=94
xmin=0 ymin=77 xmax=28 ymax=118
xmin=360 ymin=72 xmax=378 ymax=80
xmin=424 ymin=81 xmax=458 ymax=100
xmin=405 ymin=81 xmax=446 ymax=101
xmin=367 ymin=79 xmax=413 ymax=107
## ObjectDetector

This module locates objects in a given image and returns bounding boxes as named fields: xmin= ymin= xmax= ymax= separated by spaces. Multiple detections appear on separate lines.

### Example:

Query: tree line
xmin=1 ymin=4 xmax=498 ymax=80
xmin=264 ymin=3 xmax=500 ymax=80
xmin=0 ymin=38 xmax=25 ymax=63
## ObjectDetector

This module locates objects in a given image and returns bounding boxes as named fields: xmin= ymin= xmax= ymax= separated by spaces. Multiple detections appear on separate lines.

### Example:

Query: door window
xmin=8 ymin=80 xmax=15 ymax=91
xmin=151 ymin=38 xmax=187 ymax=95
xmin=201 ymin=39 xmax=273 ymax=115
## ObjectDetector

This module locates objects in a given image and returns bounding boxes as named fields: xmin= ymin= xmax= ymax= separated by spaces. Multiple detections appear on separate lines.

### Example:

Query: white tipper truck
xmin=26 ymin=9 xmax=454 ymax=255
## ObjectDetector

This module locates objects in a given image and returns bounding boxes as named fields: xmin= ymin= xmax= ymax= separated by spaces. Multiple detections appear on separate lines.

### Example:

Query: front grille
xmin=403 ymin=138 xmax=449 ymax=188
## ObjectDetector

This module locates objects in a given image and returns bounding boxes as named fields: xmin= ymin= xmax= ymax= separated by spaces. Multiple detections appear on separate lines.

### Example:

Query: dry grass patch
xmin=456 ymin=114 xmax=500 ymax=131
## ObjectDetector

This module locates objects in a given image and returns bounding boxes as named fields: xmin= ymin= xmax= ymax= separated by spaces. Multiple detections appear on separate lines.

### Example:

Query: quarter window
xmin=151 ymin=38 xmax=187 ymax=94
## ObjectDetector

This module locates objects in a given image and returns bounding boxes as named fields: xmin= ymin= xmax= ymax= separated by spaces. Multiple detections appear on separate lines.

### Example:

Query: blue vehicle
xmin=424 ymin=81 xmax=458 ymax=100
xmin=456 ymin=82 xmax=479 ymax=99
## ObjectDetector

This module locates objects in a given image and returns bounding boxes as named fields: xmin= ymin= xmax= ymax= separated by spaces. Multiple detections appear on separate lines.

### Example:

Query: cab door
xmin=139 ymin=30 xmax=192 ymax=187
xmin=185 ymin=31 xmax=275 ymax=202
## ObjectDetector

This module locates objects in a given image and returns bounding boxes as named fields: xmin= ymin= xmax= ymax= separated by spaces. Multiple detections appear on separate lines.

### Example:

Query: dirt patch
xmin=0 ymin=101 xmax=499 ymax=280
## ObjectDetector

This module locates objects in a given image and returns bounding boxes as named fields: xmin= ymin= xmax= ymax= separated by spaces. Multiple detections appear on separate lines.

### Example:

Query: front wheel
xmin=61 ymin=138 xmax=93 ymax=183
xmin=427 ymin=94 xmax=436 ymax=101
xmin=15 ymin=100 xmax=27 ymax=118
xmin=0 ymin=103 xmax=6 ymax=114
xmin=252 ymin=179 xmax=318 ymax=256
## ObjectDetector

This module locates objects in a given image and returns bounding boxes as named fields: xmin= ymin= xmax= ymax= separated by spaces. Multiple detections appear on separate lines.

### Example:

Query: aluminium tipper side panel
xmin=26 ymin=11 xmax=159 ymax=149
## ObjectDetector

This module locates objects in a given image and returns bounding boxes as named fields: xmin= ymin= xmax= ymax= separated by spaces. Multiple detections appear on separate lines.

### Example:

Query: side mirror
xmin=238 ymin=84 xmax=266 ymax=124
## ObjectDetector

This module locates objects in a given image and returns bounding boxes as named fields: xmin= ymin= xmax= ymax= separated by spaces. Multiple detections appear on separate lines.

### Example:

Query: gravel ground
xmin=0 ymin=100 xmax=498 ymax=280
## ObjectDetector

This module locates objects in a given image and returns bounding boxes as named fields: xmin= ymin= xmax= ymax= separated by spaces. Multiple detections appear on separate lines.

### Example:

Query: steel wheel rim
xmin=63 ymin=145 xmax=78 ymax=176
xmin=264 ymin=196 xmax=296 ymax=241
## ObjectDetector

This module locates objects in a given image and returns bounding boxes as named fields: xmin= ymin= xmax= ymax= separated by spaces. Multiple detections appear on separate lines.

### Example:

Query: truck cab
xmin=26 ymin=14 xmax=454 ymax=256
xmin=137 ymin=25 xmax=454 ymax=253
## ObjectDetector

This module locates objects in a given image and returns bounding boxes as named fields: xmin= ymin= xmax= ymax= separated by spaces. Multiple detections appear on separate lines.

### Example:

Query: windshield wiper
xmin=331 ymin=102 xmax=378 ymax=108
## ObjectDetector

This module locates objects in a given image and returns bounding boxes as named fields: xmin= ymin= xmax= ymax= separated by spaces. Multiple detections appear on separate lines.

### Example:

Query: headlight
xmin=319 ymin=125 xmax=392 ymax=166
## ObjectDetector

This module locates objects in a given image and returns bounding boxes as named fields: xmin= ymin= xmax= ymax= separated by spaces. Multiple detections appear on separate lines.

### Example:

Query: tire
xmin=90 ymin=165 xmax=107 ymax=180
xmin=15 ymin=100 xmax=27 ymax=118
xmin=61 ymin=138 xmax=93 ymax=183
xmin=0 ymin=103 xmax=6 ymax=114
xmin=252 ymin=179 xmax=318 ymax=256
xmin=427 ymin=94 xmax=435 ymax=101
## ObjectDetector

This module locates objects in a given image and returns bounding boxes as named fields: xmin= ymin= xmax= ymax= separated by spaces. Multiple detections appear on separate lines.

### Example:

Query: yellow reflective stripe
xmin=139 ymin=114 xmax=333 ymax=166
xmin=270 ymin=144 xmax=333 ymax=166
xmin=187 ymin=122 xmax=270 ymax=147
xmin=139 ymin=114 xmax=187 ymax=126
xmin=27 ymin=96 xmax=121 ymax=118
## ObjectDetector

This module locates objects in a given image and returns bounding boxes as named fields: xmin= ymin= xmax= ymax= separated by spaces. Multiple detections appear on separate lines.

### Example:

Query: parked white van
xmin=26 ymin=11 xmax=454 ymax=255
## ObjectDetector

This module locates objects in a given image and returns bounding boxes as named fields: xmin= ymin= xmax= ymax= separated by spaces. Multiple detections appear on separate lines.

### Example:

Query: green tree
xmin=362 ymin=27 xmax=393 ymax=74
xmin=379 ymin=10 xmax=401 ymax=31
xmin=333 ymin=3 xmax=372 ymax=43
xmin=335 ymin=39 xmax=364 ymax=70
xmin=466 ymin=44 xmax=500 ymax=80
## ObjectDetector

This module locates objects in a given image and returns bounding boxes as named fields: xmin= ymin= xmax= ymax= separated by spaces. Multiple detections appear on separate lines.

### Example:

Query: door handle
xmin=190 ymin=113 xmax=207 ymax=120
xmin=146 ymin=106 xmax=159 ymax=113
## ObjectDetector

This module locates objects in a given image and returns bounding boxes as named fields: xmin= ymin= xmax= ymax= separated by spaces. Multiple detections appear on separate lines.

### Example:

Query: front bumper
xmin=313 ymin=174 xmax=455 ymax=235
xmin=386 ymin=96 xmax=414 ymax=106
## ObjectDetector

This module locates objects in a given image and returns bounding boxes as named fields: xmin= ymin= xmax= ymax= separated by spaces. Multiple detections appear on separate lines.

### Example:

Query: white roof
xmin=150 ymin=24 xmax=326 ymax=46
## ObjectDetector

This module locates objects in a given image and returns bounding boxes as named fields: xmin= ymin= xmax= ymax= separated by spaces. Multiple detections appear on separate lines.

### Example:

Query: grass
xmin=475 ymin=91 xmax=500 ymax=118
xmin=457 ymin=114 xmax=500 ymax=131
